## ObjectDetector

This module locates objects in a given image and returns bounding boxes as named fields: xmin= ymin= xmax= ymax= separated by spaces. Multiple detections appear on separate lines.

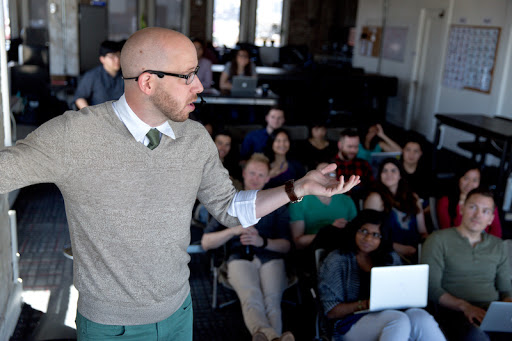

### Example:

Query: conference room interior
xmin=3 ymin=1 xmax=512 ymax=341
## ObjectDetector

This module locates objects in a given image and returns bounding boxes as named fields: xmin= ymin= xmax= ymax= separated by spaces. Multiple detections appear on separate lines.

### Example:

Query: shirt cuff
xmin=228 ymin=190 xmax=260 ymax=227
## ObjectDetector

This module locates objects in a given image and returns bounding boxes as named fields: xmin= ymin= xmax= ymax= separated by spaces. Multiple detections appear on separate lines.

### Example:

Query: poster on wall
xmin=381 ymin=26 xmax=408 ymax=62
xmin=359 ymin=26 xmax=382 ymax=57
xmin=442 ymin=25 xmax=500 ymax=93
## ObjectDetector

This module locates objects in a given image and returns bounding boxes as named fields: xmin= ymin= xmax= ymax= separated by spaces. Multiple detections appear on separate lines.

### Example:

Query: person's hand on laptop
xmin=461 ymin=302 xmax=486 ymax=325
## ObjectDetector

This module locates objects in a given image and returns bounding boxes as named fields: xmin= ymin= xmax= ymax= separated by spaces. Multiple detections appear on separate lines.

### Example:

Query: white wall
xmin=354 ymin=0 xmax=512 ymax=160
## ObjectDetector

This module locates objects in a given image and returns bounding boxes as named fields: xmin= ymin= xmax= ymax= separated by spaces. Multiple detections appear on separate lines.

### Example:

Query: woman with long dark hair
xmin=437 ymin=165 xmax=501 ymax=237
xmin=219 ymin=48 xmax=257 ymax=91
xmin=263 ymin=128 xmax=305 ymax=189
xmin=364 ymin=158 xmax=427 ymax=260
xmin=318 ymin=210 xmax=445 ymax=341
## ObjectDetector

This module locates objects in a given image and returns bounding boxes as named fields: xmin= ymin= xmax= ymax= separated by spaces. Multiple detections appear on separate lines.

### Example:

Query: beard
xmin=341 ymin=150 xmax=355 ymax=160
xmin=150 ymin=86 xmax=189 ymax=122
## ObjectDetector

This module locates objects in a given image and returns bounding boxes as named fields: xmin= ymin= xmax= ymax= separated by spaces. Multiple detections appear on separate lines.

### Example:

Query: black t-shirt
xmin=358 ymin=268 xmax=371 ymax=300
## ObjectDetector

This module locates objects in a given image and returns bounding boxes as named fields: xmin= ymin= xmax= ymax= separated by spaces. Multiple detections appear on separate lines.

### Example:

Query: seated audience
xmin=331 ymin=128 xmax=374 ymax=200
xmin=297 ymin=121 xmax=337 ymax=171
xmin=364 ymin=158 xmax=427 ymax=261
xmin=289 ymin=162 xmax=357 ymax=251
xmin=74 ymin=40 xmax=124 ymax=109
xmin=240 ymin=107 xmax=285 ymax=160
xmin=421 ymin=188 xmax=512 ymax=341
xmin=318 ymin=210 xmax=446 ymax=341
xmin=201 ymin=154 xmax=294 ymax=341
xmin=219 ymin=47 xmax=257 ymax=91
xmin=263 ymin=128 xmax=305 ymax=189
xmin=437 ymin=165 xmax=502 ymax=237
xmin=213 ymin=130 xmax=242 ymax=184
xmin=356 ymin=123 xmax=401 ymax=161
xmin=192 ymin=38 xmax=213 ymax=89
xmin=401 ymin=137 xmax=431 ymax=203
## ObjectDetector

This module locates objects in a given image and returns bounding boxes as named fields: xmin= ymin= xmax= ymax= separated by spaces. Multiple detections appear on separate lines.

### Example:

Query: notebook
xmin=369 ymin=151 xmax=402 ymax=179
xmin=231 ymin=76 xmax=257 ymax=97
xmin=480 ymin=302 xmax=512 ymax=333
xmin=355 ymin=264 xmax=429 ymax=314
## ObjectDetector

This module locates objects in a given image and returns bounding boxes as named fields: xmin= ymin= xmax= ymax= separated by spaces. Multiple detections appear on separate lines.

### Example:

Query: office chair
xmin=311 ymin=248 xmax=332 ymax=341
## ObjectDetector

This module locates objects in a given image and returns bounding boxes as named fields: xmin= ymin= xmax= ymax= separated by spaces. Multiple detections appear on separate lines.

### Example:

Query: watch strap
xmin=285 ymin=179 xmax=303 ymax=203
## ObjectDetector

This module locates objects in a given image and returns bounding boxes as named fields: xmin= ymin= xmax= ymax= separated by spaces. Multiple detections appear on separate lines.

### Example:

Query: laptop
xmin=355 ymin=264 xmax=429 ymax=314
xmin=231 ymin=76 xmax=258 ymax=97
xmin=480 ymin=302 xmax=512 ymax=332
xmin=369 ymin=151 xmax=402 ymax=179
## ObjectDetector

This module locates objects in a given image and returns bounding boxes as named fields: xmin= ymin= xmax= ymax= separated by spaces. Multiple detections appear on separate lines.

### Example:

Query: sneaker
xmin=253 ymin=331 xmax=269 ymax=341
xmin=279 ymin=331 xmax=295 ymax=341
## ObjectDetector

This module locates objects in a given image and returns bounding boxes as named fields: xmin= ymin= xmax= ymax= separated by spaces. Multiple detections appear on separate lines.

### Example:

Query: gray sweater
xmin=0 ymin=102 xmax=240 ymax=325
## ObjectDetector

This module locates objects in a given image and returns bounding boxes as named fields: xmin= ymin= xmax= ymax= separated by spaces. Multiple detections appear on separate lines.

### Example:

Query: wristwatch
xmin=285 ymin=179 xmax=303 ymax=203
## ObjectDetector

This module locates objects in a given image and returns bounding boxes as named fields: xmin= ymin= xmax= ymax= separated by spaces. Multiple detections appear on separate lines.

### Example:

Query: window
xmin=108 ymin=0 xmax=137 ymax=41
xmin=211 ymin=0 xmax=287 ymax=49
xmin=255 ymin=0 xmax=283 ymax=47
xmin=155 ymin=0 xmax=183 ymax=32
xmin=212 ymin=0 xmax=240 ymax=48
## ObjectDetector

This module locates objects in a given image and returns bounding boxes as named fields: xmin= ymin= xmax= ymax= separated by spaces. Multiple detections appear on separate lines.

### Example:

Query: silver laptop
xmin=355 ymin=264 xmax=429 ymax=314
xmin=480 ymin=302 xmax=512 ymax=332
xmin=231 ymin=76 xmax=257 ymax=97
xmin=369 ymin=151 xmax=402 ymax=179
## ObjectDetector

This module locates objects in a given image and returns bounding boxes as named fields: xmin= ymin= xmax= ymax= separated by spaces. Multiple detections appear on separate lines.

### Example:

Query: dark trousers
xmin=436 ymin=306 xmax=509 ymax=341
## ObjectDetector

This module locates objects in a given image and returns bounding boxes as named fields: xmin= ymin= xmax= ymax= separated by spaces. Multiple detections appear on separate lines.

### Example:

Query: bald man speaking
xmin=0 ymin=28 xmax=359 ymax=340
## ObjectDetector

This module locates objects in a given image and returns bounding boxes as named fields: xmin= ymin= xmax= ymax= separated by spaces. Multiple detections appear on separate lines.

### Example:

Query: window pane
xmin=156 ymin=0 xmax=183 ymax=31
xmin=212 ymin=0 xmax=240 ymax=48
xmin=255 ymin=0 xmax=283 ymax=47
xmin=108 ymin=0 xmax=137 ymax=41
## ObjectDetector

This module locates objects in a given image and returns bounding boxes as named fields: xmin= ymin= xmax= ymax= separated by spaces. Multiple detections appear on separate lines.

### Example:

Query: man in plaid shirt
xmin=331 ymin=128 xmax=374 ymax=200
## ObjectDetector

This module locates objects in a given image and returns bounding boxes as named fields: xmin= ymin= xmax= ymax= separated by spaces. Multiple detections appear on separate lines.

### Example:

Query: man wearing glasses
xmin=74 ymin=40 xmax=124 ymax=109
xmin=0 ymin=28 xmax=359 ymax=341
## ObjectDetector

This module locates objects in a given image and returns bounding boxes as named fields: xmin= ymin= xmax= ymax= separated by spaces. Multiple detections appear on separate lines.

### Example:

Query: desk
xmin=211 ymin=64 xmax=289 ymax=76
xmin=433 ymin=113 xmax=512 ymax=205
xmin=196 ymin=91 xmax=279 ymax=106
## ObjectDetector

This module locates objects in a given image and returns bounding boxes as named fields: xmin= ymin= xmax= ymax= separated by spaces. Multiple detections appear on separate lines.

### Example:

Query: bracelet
xmin=285 ymin=179 xmax=303 ymax=203
xmin=260 ymin=236 xmax=268 ymax=249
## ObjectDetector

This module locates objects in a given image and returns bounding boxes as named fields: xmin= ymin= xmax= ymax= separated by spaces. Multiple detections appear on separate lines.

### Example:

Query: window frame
xmin=207 ymin=0 xmax=289 ymax=48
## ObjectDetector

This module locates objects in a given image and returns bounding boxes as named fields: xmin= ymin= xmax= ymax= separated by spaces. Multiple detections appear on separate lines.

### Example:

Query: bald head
xmin=121 ymin=28 xmax=196 ymax=80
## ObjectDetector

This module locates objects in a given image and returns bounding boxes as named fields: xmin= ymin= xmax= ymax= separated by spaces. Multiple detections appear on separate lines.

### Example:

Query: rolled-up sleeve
xmin=228 ymin=190 xmax=260 ymax=227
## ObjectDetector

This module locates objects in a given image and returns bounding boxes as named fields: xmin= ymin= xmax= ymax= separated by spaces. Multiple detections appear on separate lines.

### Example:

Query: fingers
xmin=319 ymin=163 xmax=337 ymax=175
xmin=339 ymin=175 xmax=360 ymax=192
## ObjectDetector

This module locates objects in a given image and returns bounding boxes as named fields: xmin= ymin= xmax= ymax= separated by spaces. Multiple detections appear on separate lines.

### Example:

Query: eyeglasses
xmin=123 ymin=66 xmax=200 ymax=85
xmin=357 ymin=228 xmax=382 ymax=239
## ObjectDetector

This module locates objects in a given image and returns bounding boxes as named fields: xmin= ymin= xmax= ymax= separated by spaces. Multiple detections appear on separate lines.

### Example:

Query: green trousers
xmin=76 ymin=293 xmax=193 ymax=341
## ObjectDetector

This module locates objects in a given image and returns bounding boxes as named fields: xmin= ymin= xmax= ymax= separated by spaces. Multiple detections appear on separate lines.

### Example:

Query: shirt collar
xmin=112 ymin=94 xmax=176 ymax=142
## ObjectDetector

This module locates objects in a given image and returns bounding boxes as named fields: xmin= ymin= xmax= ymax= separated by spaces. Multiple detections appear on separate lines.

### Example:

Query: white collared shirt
xmin=111 ymin=95 xmax=259 ymax=227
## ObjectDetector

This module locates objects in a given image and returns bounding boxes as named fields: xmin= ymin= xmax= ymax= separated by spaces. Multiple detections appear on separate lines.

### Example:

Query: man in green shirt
xmin=421 ymin=188 xmax=512 ymax=341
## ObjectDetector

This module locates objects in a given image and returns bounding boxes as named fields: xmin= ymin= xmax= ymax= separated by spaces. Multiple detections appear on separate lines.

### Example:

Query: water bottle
xmin=241 ymin=245 xmax=254 ymax=261
xmin=503 ymin=173 xmax=512 ymax=211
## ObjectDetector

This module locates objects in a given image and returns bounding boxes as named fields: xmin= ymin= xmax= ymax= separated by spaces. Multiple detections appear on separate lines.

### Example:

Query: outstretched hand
xmin=294 ymin=163 xmax=360 ymax=198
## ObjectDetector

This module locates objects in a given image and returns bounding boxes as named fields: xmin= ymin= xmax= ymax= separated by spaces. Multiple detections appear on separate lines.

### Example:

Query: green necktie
xmin=146 ymin=128 xmax=161 ymax=150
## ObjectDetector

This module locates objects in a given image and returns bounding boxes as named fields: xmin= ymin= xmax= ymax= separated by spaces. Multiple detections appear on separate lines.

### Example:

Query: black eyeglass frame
xmin=357 ymin=228 xmax=383 ymax=239
xmin=123 ymin=65 xmax=200 ymax=85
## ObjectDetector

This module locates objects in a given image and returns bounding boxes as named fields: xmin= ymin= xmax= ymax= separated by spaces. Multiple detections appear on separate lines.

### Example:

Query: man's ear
xmin=137 ymin=73 xmax=155 ymax=95
xmin=338 ymin=139 xmax=343 ymax=151
xmin=99 ymin=56 xmax=106 ymax=64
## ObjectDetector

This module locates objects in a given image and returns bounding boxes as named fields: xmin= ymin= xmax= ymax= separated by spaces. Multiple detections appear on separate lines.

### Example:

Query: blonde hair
xmin=245 ymin=153 xmax=270 ymax=170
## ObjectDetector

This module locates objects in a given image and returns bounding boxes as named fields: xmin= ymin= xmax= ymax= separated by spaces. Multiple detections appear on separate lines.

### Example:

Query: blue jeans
xmin=76 ymin=293 xmax=193 ymax=341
